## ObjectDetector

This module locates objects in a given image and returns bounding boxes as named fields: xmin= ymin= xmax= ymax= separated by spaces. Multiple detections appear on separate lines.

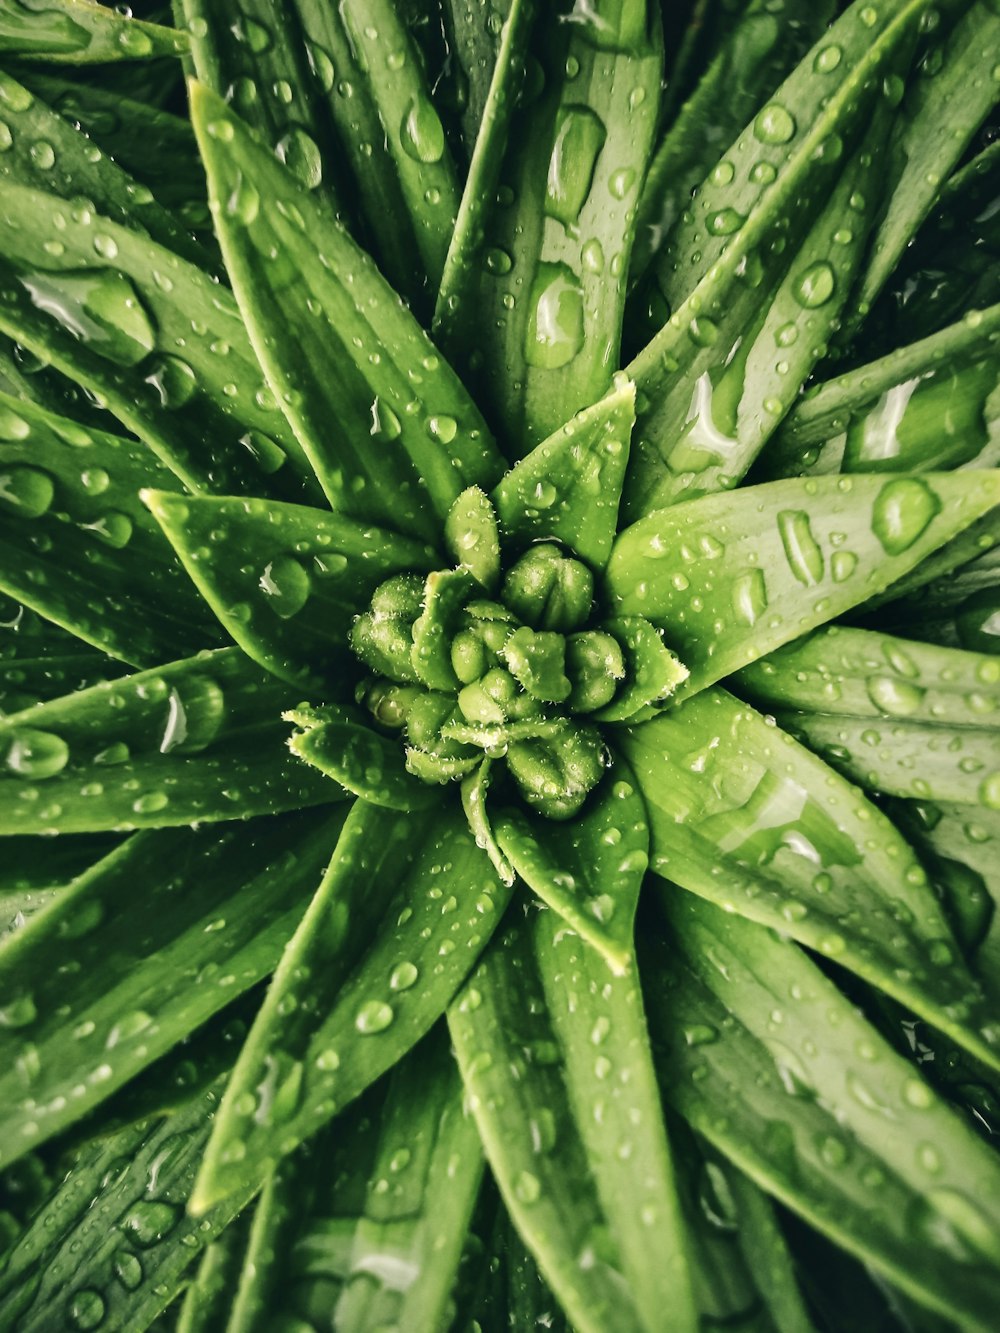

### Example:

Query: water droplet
xmin=144 ymin=355 xmax=197 ymax=408
xmin=68 ymin=1289 xmax=106 ymax=1330
xmin=0 ymin=465 xmax=54 ymax=518
xmin=0 ymin=993 xmax=37 ymax=1027
xmin=389 ymin=962 xmax=418 ymax=991
xmin=276 ymin=127 xmax=323 ymax=190
xmin=259 ymin=554 xmax=311 ymax=618
xmin=795 ymin=261 xmax=835 ymax=308
xmin=83 ymin=511 xmax=133 ymax=549
xmin=514 ymin=1170 xmax=541 ymax=1203
xmin=525 ymin=262 xmax=584 ymax=369
xmin=707 ymin=207 xmax=745 ymax=236
xmin=831 ymin=550 xmax=857 ymax=582
xmin=121 ymin=1200 xmax=179 ymax=1247
xmin=777 ymin=509 xmax=824 ymax=586
xmin=866 ymin=676 xmax=925 ymax=716
xmin=21 ymin=269 xmax=156 ymax=367
xmin=545 ymin=105 xmax=606 ymax=227
xmin=5 ymin=728 xmax=69 ymax=779
xmin=732 ymin=569 xmax=768 ymax=625
xmin=428 ymin=414 xmax=457 ymax=444
xmin=754 ymin=104 xmax=796 ymax=144
xmin=113 ymin=1252 xmax=143 ymax=1290
xmin=872 ymin=478 xmax=940 ymax=555
xmin=400 ymin=96 xmax=445 ymax=163
xmin=355 ymin=1000 xmax=394 ymax=1034
xmin=814 ymin=44 xmax=843 ymax=72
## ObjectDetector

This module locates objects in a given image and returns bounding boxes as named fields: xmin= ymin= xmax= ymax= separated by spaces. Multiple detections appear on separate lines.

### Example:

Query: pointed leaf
xmin=192 ymin=801 xmax=512 ymax=1212
xmin=608 ymin=471 xmax=1000 ymax=700
xmin=494 ymin=752 xmax=648 ymax=973
xmin=445 ymin=486 xmax=501 ymax=591
xmin=411 ymin=568 xmax=478 ymax=691
xmin=758 ymin=303 xmax=1000 ymax=480
xmin=0 ymin=184 xmax=317 ymax=501
xmin=461 ymin=758 xmax=514 ymax=886
xmin=0 ymin=648 xmax=338 ymax=834
xmin=644 ymin=893 xmax=1000 ymax=1330
xmin=0 ymin=651 xmax=124 ymax=716
xmin=0 ymin=393 xmax=223 ymax=665
xmin=0 ymin=809 xmax=343 ymax=1165
xmin=492 ymin=375 xmax=635 ymax=569
xmin=146 ymin=491 xmax=436 ymax=688
xmin=0 ymin=1081 xmax=255 ymax=1333
xmin=736 ymin=625 xmax=1000 ymax=725
xmin=190 ymin=83 xmax=504 ymax=543
xmin=0 ymin=0 xmax=188 ymax=64
xmin=288 ymin=704 xmax=434 ymax=812
xmin=449 ymin=909 xmax=698 ymax=1333
xmin=0 ymin=70 xmax=210 ymax=268
xmin=624 ymin=689 xmax=1000 ymax=1070
xmin=594 ymin=616 xmax=688 ymax=722
xmin=177 ymin=1215 xmax=252 ymax=1333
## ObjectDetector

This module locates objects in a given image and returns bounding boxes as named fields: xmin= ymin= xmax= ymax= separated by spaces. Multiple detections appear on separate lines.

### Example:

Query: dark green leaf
xmin=622 ymin=687 xmax=1000 ymax=1070
xmin=0 ymin=647 xmax=339 ymax=834
xmin=177 ymin=1214 xmax=251 ymax=1333
xmin=190 ymin=82 xmax=504 ymax=543
xmin=0 ymin=809 xmax=343 ymax=1165
xmin=594 ymin=616 xmax=688 ymax=722
xmin=191 ymin=801 xmax=511 ymax=1212
xmin=288 ymin=704 xmax=435 ymax=811
xmin=146 ymin=490 xmax=436 ymax=687
xmin=0 ymin=0 xmax=188 ymax=63
xmin=607 ymin=471 xmax=1000 ymax=699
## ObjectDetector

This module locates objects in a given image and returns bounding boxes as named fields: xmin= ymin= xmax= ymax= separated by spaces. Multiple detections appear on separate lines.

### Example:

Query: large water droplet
xmin=777 ymin=509 xmax=824 ymax=586
xmin=5 ymin=727 xmax=69 ymax=779
xmin=258 ymin=554 xmax=311 ymax=618
xmin=871 ymin=478 xmax=940 ymax=555
xmin=754 ymin=103 xmax=796 ymax=144
xmin=355 ymin=1000 xmax=394 ymax=1033
xmin=21 ymin=269 xmax=156 ymax=367
xmin=120 ymin=1200 xmax=179 ymax=1247
xmin=400 ymin=96 xmax=445 ymax=163
xmin=276 ymin=127 xmax=323 ymax=189
xmin=545 ymin=104 xmax=606 ymax=228
xmin=525 ymin=262 xmax=585 ymax=369
xmin=0 ymin=465 xmax=54 ymax=518
xmin=795 ymin=262 xmax=835 ymax=308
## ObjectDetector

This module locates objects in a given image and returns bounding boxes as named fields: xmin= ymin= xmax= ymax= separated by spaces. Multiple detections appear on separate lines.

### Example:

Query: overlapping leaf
xmin=0 ymin=0 xmax=188 ymax=64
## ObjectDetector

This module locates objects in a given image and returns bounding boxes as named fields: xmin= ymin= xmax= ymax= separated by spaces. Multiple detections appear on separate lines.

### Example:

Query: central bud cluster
xmin=351 ymin=541 xmax=626 ymax=819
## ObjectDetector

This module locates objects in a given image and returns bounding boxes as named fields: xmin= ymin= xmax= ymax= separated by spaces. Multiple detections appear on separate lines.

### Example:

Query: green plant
xmin=0 ymin=0 xmax=998 ymax=1328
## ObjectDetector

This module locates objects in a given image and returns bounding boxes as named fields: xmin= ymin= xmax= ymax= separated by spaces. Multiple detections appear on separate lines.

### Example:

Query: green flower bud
xmin=565 ymin=631 xmax=626 ymax=713
xmin=351 ymin=573 xmax=425 ymax=682
xmin=370 ymin=572 xmax=425 ymax=619
xmin=405 ymin=692 xmax=461 ymax=753
xmin=501 ymin=544 xmax=594 ymax=632
xmin=365 ymin=681 xmax=426 ymax=728
xmin=506 ymin=723 xmax=607 ymax=820
xmin=458 ymin=668 xmax=519 ymax=724
xmin=502 ymin=627 xmax=571 ymax=703
xmin=450 ymin=628 xmax=489 ymax=685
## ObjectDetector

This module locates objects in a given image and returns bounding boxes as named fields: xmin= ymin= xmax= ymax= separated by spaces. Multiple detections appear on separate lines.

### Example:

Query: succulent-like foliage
xmin=0 ymin=1 xmax=998 ymax=1330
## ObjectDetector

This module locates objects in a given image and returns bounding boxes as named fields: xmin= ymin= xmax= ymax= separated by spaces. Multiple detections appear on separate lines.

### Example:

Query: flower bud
xmin=565 ymin=631 xmax=626 ymax=713
xmin=506 ymin=723 xmax=607 ymax=820
xmin=501 ymin=544 xmax=594 ymax=632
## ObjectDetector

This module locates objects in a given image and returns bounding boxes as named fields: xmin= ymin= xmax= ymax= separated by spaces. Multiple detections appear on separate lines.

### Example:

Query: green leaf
xmin=848 ymin=2 xmax=1000 ymax=325
xmin=0 ymin=392 xmax=224 ymax=665
xmin=643 ymin=891 xmax=1000 ymax=1331
xmin=461 ymin=757 xmax=514 ymax=886
xmin=448 ymin=908 xmax=698 ymax=1333
xmin=0 ymin=1080 xmax=255 ymax=1333
xmin=445 ymin=486 xmax=501 ymax=591
xmin=736 ymin=625 xmax=1000 ymax=726
xmin=607 ymin=470 xmax=1000 ymax=700
xmin=190 ymin=82 xmax=504 ymax=543
xmin=434 ymin=0 xmax=536 ymax=348
xmin=494 ymin=752 xmax=648 ymax=973
xmin=288 ymin=704 xmax=434 ymax=811
xmin=0 ymin=808 xmax=343 ymax=1165
xmin=411 ymin=567 xmax=478 ymax=691
xmin=0 ymin=651 xmax=124 ymax=716
xmin=593 ymin=617 xmax=688 ymax=722
xmin=0 ymin=647 xmax=339 ymax=834
xmin=0 ymin=184 xmax=318 ymax=502
xmin=145 ymin=490 xmax=436 ymax=688
xmin=629 ymin=0 xmax=836 ymax=285
xmin=621 ymin=688 xmax=1000 ymax=1071
xmin=491 ymin=374 xmax=634 ymax=570
xmin=624 ymin=0 xmax=930 ymax=517
xmin=758 ymin=303 xmax=1000 ymax=480
xmin=0 ymin=70 xmax=210 ymax=269
xmin=456 ymin=0 xmax=663 ymax=450
xmin=177 ymin=1214 xmax=252 ymax=1333
xmin=191 ymin=800 xmax=512 ymax=1212
xmin=0 ymin=0 xmax=188 ymax=63
xmin=16 ymin=72 xmax=214 ymax=238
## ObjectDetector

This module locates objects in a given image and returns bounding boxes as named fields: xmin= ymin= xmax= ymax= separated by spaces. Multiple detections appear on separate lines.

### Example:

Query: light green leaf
xmin=0 ymin=0 xmax=188 ymax=63
xmin=0 ymin=392 xmax=223 ymax=665
xmin=288 ymin=704 xmax=434 ymax=811
xmin=145 ymin=490 xmax=436 ymax=688
xmin=594 ymin=617 xmax=688 ymax=722
xmin=0 ymin=1080 xmax=254 ymax=1333
xmin=177 ymin=1214 xmax=251 ymax=1333
xmin=621 ymin=687 xmax=1000 ymax=1071
xmin=607 ymin=470 xmax=1000 ymax=700
xmin=491 ymin=374 xmax=635 ymax=570
xmin=0 ymin=647 xmax=339 ymax=834
xmin=449 ymin=908 xmax=698 ymax=1333
xmin=494 ymin=751 xmax=648 ymax=973
xmin=191 ymin=801 xmax=511 ymax=1212
xmin=0 ymin=183 xmax=318 ymax=502
xmin=0 ymin=809 xmax=342 ymax=1166
xmin=445 ymin=486 xmax=501 ymax=591
xmin=644 ymin=892 xmax=1000 ymax=1331
xmin=190 ymin=82 xmax=504 ymax=543
xmin=736 ymin=625 xmax=1000 ymax=725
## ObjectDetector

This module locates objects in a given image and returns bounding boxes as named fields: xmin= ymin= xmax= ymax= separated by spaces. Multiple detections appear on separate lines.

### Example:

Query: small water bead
xmin=545 ymin=105 xmax=606 ymax=228
xmin=276 ymin=128 xmax=323 ymax=190
xmin=514 ymin=1170 xmax=541 ymax=1204
xmin=980 ymin=773 xmax=1000 ymax=810
xmin=114 ymin=1252 xmax=143 ymax=1291
xmin=0 ymin=993 xmax=37 ymax=1027
xmin=428 ymin=414 xmax=458 ymax=444
xmin=778 ymin=509 xmax=824 ymax=586
xmin=707 ymin=207 xmax=745 ymax=236
xmin=814 ymin=43 xmax=843 ymax=72
xmin=483 ymin=246 xmax=513 ymax=275
xmin=121 ymin=1200 xmax=180 ymax=1246
xmin=750 ymin=160 xmax=777 ymax=185
xmin=389 ymin=961 xmax=418 ymax=991
xmin=0 ymin=123 xmax=12 ymax=152
xmin=355 ymin=1000 xmax=394 ymax=1034
xmin=754 ymin=103 xmax=796 ymax=144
